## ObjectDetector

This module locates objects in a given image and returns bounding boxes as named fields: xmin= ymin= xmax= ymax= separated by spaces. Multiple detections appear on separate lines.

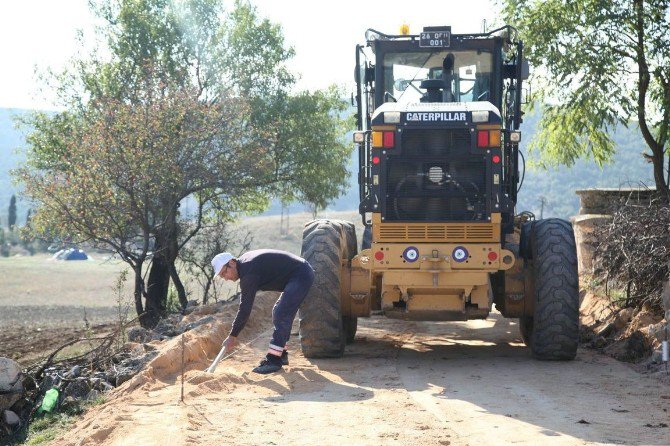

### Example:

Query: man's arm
xmin=229 ymin=275 xmax=259 ymax=337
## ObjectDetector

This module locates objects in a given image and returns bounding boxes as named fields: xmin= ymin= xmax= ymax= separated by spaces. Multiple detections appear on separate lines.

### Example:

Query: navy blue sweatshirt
xmin=229 ymin=249 xmax=309 ymax=337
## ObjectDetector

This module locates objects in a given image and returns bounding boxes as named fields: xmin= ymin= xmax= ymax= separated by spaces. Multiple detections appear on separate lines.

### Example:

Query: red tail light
xmin=477 ymin=130 xmax=489 ymax=148
xmin=383 ymin=131 xmax=395 ymax=148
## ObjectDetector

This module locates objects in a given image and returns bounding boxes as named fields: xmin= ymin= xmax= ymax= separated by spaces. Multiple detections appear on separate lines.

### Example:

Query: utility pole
xmin=280 ymin=202 xmax=289 ymax=236
xmin=539 ymin=196 xmax=547 ymax=219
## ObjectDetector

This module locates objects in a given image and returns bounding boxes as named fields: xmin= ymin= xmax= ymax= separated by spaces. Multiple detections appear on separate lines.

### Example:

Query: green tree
xmin=275 ymin=87 xmax=352 ymax=217
xmin=0 ymin=228 xmax=7 ymax=257
xmin=8 ymin=195 xmax=16 ymax=229
xmin=503 ymin=0 xmax=670 ymax=197
xmin=18 ymin=0 xmax=351 ymax=327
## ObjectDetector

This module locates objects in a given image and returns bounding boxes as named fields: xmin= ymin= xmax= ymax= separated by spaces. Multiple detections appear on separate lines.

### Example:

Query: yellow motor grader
xmin=298 ymin=25 xmax=579 ymax=360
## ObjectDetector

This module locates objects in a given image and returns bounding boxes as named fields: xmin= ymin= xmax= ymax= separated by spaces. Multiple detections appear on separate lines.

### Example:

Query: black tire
xmin=299 ymin=220 xmax=351 ymax=358
xmin=362 ymin=226 xmax=372 ymax=250
xmin=341 ymin=222 xmax=358 ymax=343
xmin=343 ymin=316 xmax=357 ymax=344
xmin=342 ymin=221 xmax=358 ymax=259
xmin=519 ymin=316 xmax=532 ymax=345
xmin=527 ymin=219 xmax=579 ymax=360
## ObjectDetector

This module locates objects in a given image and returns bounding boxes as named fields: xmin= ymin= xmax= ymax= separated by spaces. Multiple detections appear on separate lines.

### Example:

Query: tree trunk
xmin=133 ymin=263 xmax=144 ymax=320
xmin=203 ymin=279 xmax=211 ymax=305
xmin=169 ymin=262 xmax=188 ymax=310
xmin=652 ymin=154 xmax=669 ymax=202
xmin=143 ymin=236 xmax=170 ymax=328
xmin=168 ymin=211 xmax=188 ymax=310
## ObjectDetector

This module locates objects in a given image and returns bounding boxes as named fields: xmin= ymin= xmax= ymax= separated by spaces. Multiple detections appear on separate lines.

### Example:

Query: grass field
xmin=0 ymin=210 xmax=363 ymax=363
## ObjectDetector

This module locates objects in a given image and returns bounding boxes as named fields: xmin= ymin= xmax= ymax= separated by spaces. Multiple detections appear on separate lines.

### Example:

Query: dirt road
xmin=53 ymin=309 xmax=669 ymax=446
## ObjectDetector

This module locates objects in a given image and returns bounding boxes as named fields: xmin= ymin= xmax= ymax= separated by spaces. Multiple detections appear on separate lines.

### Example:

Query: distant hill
xmin=0 ymin=108 xmax=30 ymax=227
xmin=0 ymin=107 xmax=656 ymax=227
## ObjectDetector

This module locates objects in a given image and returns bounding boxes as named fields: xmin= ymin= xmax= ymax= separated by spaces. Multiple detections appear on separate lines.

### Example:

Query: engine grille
xmin=383 ymin=129 xmax=488 ymax=222
xmin=377 ymin=222 xmax=498 ymax=242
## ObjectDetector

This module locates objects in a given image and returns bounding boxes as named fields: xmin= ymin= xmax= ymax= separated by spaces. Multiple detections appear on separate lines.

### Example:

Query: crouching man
xmin=212 ymin=249 xmax=315 ymax=374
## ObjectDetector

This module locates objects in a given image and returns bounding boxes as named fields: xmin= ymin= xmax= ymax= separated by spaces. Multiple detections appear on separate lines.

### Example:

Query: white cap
xmin=211 ymin=252 xmax=234 ymax=275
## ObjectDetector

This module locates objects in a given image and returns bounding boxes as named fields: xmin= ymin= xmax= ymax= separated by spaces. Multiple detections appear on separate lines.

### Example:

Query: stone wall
xmin=573 ymin=188 xmax=654 ymax=274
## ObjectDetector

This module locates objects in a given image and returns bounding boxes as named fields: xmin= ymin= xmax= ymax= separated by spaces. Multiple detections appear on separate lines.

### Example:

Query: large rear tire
xmin=527 ymin=219 xmax=579 ymax=360
xmin=362 ymin=226 xmax=372 ymax=250
xmin=298 ymin=220 xmax=356 ymax=358
xmin=343 ymin=316 xmax=357 ymax=344
xmin=341 ymin=222 xmax=358 ymax=343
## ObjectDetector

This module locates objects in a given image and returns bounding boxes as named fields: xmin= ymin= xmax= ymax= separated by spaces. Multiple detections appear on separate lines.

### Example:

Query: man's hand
xmin=222 ymin=335 xmax=237 ymax=354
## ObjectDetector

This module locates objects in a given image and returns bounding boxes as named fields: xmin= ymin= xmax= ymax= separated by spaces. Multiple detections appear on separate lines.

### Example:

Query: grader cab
xmin=298 ymin=26 xmax=579 ymax=360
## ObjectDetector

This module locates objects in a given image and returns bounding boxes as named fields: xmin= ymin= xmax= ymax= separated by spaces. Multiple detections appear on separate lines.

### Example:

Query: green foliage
xmin=166 ymin=285 xmax=183 ymax=313
xmin=15 ymin=0 xmax=353 ymax=325
xmin=0 ymin=227 xmax=8 ymax=257
xmin=275 ymin=86 xmax=353 ymax=215
xmin=11 ymin=397 xmax=106 ymax=446
xmin=516 ymin=108 xmax=655 ymax=218
xmin=503 ymin=0 xmax=670 ymax=192
xmin=222 ymin=0 xmax=295 ymax=98
xmin=8 ymin=194 xmax=17 ymax=229
xmin=181 ymin=217 xmax=253 ymax=303
xmin=113 ymin=269 xmax=131 ymax=348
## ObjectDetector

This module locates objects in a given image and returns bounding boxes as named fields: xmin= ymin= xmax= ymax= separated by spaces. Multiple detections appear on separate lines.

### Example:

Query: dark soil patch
xmin=0 ymin=324 xmax=117 ymax=365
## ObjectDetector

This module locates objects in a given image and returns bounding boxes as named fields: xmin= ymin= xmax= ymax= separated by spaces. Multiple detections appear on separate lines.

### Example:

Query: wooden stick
xmin=181 ymin=334 xmax=185 ymax=403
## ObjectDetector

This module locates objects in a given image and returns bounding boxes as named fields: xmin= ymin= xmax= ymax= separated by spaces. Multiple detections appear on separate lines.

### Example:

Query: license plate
xmin=419 ymin=31 xmax=451 ymax=48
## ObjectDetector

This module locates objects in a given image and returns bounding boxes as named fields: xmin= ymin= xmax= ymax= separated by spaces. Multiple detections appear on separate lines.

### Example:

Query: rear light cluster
xmin=477 ymin=129 xmax=501 ymax=148
xmin=372 ymin=131 xmax=395 ymax=148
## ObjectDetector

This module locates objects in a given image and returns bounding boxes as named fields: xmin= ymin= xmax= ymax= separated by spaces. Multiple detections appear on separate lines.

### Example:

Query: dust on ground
xmin=48 ymin=296 xmax=670 ymax=446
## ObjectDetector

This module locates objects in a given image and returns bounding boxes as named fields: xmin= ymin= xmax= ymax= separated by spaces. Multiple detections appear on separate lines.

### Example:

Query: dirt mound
xmin=50 ymin=292 xmax=279 ymax=446
xmin=581 ymin=291 xmax=666 ymax=365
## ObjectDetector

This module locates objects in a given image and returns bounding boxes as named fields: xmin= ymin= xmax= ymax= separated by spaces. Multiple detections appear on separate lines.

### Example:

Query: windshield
xmin=382 ymin=50 xmax=494 ymax=104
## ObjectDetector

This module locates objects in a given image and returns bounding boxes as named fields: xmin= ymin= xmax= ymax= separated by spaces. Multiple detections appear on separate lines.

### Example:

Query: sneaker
xmin=252 ymin=356 xmax=283 ymax=374
xmin=281 ymin=350 xmax=289 ymax=366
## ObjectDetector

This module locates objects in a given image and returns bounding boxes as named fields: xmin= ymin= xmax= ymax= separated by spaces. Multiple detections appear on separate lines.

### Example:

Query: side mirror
xmin=394 ymin=79 xmax=410 ymax=92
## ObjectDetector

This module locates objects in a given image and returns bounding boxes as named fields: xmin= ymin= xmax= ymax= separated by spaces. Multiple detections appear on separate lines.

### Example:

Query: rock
xmin=59 ymin=396 xmax=79 ymax=412
xmin=594 ymin=336 xmax=608 ymax=348
xmin=85 ymin=389 xmax=100 ymax=401
xmin=596 ymin=322 xmax=616 ymax=338
xmin=127 ymin=327 xmax=151 ymax=343
xmin=39 ymin=373 xmax=61 ymax=393
xmin=91 ymin=379 xmax=115 ymax=392
xmin=124 ymin=342 xmax=145 ymax=356
xmin=604 ymin=330 xmax=650 ymax=362
xmin=614 ymin=308 xmax=635 ymax=330
xmin=113 ymin=352 xmax=156 ymax=386
xmin=2 ymin=409 xmax=20 ymax=426
xmin=180 ymin=316 xmax=215 ymax=333
xmin=63 ymin=379 xmax=90 ymax=400
xmin=115 ymin=368 xmax=137 ymax=386
xmin=154 ymin=317 xmax=180 ymax=337
xmin=66 ymin=365 xmax=82 ymax=379
xmin=187 ymin=304 xmax=219 ymax=317
xmin=662 ymin=279 xmax=670 ymax=313
xmin=0 ymin=357 xmax=23 ymax=411
xmin=143 ymin=343 xmax=158 ymax=352
xmin=649 ymin=348 xmax=664 ymax=364
xmin=186 ymin=299 xmax=199 ymax=308
xmin=646 ymin=322 xmax=668 ymax=344
xmin=625 ymin=309 xmax=661 ymax=338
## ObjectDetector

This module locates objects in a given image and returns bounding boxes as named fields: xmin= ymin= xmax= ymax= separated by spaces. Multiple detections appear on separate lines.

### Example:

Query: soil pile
xmin=580 ymin=291 xmax=667 ymax=372
xmin=50 ymin=292 xmax=279 ymax=446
